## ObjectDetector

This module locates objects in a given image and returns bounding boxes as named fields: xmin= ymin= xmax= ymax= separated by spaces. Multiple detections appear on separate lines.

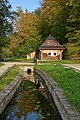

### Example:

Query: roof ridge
xmin=46 ymin=35 xmax=56 ymax=40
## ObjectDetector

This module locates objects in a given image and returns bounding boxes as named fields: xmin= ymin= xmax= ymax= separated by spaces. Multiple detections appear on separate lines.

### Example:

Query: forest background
xmin=0 ymin=0 xmax=80 ymax=61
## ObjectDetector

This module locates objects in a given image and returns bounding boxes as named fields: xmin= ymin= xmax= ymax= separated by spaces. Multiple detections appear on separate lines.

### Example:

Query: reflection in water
xmin=0 ymin=80 xmax=59 ymax=120
xmin=27 ymin=111 xmax=43 ymax=120
xmin=6 ymin=111 xmax=42 ymax=120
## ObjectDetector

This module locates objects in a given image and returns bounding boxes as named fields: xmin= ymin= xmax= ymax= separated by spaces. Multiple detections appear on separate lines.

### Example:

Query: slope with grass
xmin=0 ymin=63 xmax=4 ymax=67
xmin=0 ymin=66 xmax=19 ymax=91
xmin=37 ymin=64 xmax=80 ymax=112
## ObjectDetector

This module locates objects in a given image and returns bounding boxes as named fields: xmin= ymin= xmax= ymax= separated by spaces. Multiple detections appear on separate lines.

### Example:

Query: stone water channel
xmin=0 ymin=66 xmax=62 ymax=120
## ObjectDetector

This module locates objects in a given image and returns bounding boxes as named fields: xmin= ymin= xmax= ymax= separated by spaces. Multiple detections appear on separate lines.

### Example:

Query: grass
xmin=37 ymin=64 xmax=80 ymax=112
xmin=38 ymin=60 xmax=79 ymax=64
xmin=0 ymin=63 xmax=4 ymax=67
xmin=2 ymin=57 xmax=80 ymax=64
xmin=3 ymin=57 xmax=33 ymax=62
xmin=0 ymin=66 xmax=19 ymax=91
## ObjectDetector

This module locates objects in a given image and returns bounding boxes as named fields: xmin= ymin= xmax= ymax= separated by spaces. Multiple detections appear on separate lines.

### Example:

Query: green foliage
xmin=38 ymin=0 xmax=80 ymax=60
xmin=37 ymin=64 xmax=80 ymax=112
xmin=65 ymin=0 xmax=80 ymax=60
xmin=0 ymin=0 xmax=14 ymax=59
xmin=66 ymin=0 xmax=80 ymax=42
xmin=0 ymin=0 xmax=13 ymax=38
xmin=34 ymin=8 xmax=51 ymax=41
xmin=8 ymin=8 xmax=41 ymax=57
xmin=2 ymin=0 xmax=80 ymax=60
xmin=64 ymin=43 xmax=80 ymax=60
xmin=39 ymin=0 xmax=69 ymax=44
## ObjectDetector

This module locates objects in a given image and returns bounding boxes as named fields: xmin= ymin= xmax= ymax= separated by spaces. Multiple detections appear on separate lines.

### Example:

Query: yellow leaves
xmin=16 ymin=89 xmax=37 ymax=117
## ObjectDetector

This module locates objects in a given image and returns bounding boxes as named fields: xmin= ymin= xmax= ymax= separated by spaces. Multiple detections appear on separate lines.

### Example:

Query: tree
xmin=39 ymin=0 xmax=69 ymax=44
xmin=39 ymin=0 xmax=80 ymax=60
xmin=8 ymin=8 xmax=41 ymax=57
xmin=0 ymin=0 xmax=13 ymax=59
xmin=34 ymin=8 xmax=51 ymax=41
xmin=5 ymin=0 xmax=80 ymax=60
xmin=65 ymin=0 xmax=80 ymax=60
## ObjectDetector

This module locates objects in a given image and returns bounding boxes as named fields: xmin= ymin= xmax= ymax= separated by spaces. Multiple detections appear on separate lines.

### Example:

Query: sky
xmin=9 ymin=0 xmax=40 ymax=12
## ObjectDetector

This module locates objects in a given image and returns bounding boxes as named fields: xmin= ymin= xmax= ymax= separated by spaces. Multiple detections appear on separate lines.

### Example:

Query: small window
xmin=54 ymin=53 xmax=56 ymax=55
xmin=48 ymin=52 xmax=51 ymax=56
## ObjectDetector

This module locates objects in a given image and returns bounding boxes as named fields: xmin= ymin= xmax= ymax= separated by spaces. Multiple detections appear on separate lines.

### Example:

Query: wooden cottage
xmin=38 ymin=35 xmax=64 ymax=60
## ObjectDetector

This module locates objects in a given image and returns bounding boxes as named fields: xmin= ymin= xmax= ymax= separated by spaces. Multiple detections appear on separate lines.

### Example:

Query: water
xmin=0 ymin=80 xmax=61 ymax=120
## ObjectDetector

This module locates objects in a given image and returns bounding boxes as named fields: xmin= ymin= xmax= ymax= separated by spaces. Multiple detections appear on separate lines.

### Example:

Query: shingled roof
xmin=39 ymin=35 xmax=64 ymax=50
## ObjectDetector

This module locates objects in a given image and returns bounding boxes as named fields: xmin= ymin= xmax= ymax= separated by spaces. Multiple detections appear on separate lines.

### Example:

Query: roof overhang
xmin=39 ymin=46 xmax=64 ymax=50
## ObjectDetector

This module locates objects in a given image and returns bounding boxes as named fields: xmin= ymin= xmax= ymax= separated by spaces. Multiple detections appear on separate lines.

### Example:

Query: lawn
xmin=37 ymin=64 xmax=80 ymax=112
xmin=3 ymin=57 xmax=33 ymax=62
xmin=38 ymin=60 xmax=79 ymax=64
xmin=0 ymin=66 xmax=19 ymax=91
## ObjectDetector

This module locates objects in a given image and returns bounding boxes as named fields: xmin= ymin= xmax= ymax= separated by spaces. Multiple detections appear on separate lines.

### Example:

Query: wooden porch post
xmin=41 ymin=50 xmax=43 ymax=60
xmin=60 ymin=50 xmax=62 ymax=60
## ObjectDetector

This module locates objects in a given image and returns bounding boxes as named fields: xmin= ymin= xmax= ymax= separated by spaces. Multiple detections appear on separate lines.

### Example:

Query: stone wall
xmin=35 ymin=69 xmax=80 ymax=120
xmin=0 ymin=73 xmax=23 ymax=114
xmin=19 ymin=66 xmax=35 ymax=82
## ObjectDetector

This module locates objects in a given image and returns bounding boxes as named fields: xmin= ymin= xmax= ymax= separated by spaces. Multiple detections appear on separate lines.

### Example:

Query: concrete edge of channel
xmin=35 ymin=68 xmax=80 ymax=120
xmin=0 ymin=73 xmax=23 ymax=114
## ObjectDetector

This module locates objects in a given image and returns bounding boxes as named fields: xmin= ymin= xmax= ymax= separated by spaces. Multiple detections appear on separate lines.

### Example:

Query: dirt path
xmin=63 ymin=64 xmax=80 ymax=72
